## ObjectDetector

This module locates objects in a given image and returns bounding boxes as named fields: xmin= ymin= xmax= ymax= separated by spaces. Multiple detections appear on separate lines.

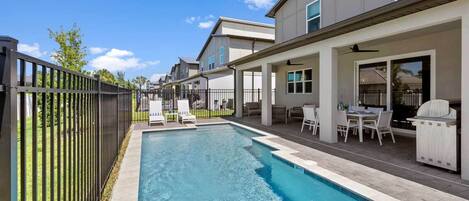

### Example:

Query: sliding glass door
xmin=358 ymin=55 xmax=430 ymax=130
xmin=390 ymin=56 xmax=430 ymax=129
xmin=358 ymin=62 xmax=388 ymax=109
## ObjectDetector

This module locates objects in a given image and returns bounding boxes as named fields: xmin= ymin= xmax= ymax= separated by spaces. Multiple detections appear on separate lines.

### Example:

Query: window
xmin=287 ymin=69 xmax=313 ymax=94
xmin=208 ymin=55 xmax=216 ymax=70
xmin=219 ymin=46 xmax=225 ymax=65
xmin=200 ymin=61 xmax=204 ymax=71
xmin=306 ymin=0 xmax=320 ymax=33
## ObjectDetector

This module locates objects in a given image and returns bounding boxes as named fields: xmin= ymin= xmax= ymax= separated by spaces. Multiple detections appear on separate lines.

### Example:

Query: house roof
xmin=179 ymin=57 xmax=199 ymax=64
xmin=196 ymin=16 xmax=275 ymax=61
xmin=229 ymin=0 xmax=455 ymax=67
xmin=266 ymin=0 xmax=288 ymax=18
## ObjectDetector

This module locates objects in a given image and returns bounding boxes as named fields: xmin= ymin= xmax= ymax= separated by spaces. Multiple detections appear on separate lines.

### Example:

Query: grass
xmin=100 ymin=127 xmax=132 ymax=201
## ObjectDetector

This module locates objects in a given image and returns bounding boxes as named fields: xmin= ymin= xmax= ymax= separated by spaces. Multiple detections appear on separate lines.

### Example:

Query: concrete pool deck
xmin=112 ymin=120 xmax=466 ymax=201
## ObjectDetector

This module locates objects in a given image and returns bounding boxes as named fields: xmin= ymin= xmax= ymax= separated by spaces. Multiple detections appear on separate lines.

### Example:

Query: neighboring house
xmin=231 ymin=0 xmax=469 ymax=181
xmin=177 ymin=57 xmax=199 ymax=90
xmin=179 ymin=17 xmax=277 ymax=92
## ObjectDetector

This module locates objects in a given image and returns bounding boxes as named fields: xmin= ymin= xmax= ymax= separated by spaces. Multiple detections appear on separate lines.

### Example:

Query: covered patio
xmin=232 ymin=0 xmax=469 ymax=194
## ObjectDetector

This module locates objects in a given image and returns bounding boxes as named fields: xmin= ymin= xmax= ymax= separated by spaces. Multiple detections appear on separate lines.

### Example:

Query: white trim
xmin=354 ymin=49 xmax=437 ymax=102
xmin=286 ymin=68 xmax=313 ymax=94
xmin=306 ymin=0 xmax=321 ymax=34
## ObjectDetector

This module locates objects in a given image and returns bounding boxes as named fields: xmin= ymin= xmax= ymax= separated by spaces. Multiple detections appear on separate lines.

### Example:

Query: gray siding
xmin=199 ymin=37 xmax=229 ymax=72
xmin=275 ymin=0 xmax=394 ymax=43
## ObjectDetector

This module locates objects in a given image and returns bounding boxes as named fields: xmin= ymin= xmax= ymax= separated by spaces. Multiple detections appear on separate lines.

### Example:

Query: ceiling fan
xmin=286 ymin=60 xmax=303 ymax=66
xmin=343 ymin=44 xmax=379 ymax=54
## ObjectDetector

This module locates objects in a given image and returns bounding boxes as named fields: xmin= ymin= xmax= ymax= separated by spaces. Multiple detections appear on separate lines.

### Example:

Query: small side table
xmin=165 ymin=112 xmax=179 ymax=124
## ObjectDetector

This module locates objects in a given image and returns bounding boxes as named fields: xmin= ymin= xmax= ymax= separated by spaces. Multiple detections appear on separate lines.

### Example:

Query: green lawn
xmin=18 ymin=116 xmax=94 ymax=201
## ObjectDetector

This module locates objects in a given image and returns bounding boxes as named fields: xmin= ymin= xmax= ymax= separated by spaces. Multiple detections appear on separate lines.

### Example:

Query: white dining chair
xmin=301 ymin=107 xmax=318 ymax=135
xmin=337 ymin=110 xmax=358 ymax=143
xmin=367 ymin=107 xmax=384 ymax=114
xmin=363 ymin=111 xmax=395 ymax=146
xmin=350 ymin=106 xmax=366 ymax=112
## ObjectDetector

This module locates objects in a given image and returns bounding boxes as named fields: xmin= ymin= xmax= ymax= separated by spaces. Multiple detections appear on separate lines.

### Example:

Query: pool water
xmin=139 ymin=124 xmax=366 ymax=201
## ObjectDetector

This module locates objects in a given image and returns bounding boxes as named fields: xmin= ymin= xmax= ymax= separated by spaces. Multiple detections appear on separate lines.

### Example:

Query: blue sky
xmin=3 ymin=0 xmax=275 ymax=81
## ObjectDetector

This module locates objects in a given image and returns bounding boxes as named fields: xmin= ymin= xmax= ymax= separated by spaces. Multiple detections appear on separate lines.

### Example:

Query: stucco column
xmin=261 ymin=63 xmax=272 ymax=126
xmin=319 ymin=47 xmax=338 ymax=143
xmin=461 ymin=13 xmax=469 ymax=181
xmin=235 ymin=69 xmax=244 ymax=118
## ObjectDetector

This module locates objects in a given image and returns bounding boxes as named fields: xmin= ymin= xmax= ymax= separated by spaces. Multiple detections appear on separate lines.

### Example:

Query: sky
xmin=2 ymin=0 xmax=275 ymax=82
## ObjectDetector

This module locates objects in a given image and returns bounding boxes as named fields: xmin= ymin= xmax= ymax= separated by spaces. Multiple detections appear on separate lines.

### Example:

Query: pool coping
xmin=112 ymin=121 xmax=398 ymax=201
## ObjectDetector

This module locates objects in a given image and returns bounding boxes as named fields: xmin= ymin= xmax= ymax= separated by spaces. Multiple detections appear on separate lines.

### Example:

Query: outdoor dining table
xmin=347 ymin=111 xmax=378 ymax=143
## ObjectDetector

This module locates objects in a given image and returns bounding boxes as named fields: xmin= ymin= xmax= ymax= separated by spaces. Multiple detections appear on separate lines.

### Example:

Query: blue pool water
xmin=139 ymin=124 xmax=366 ymax=201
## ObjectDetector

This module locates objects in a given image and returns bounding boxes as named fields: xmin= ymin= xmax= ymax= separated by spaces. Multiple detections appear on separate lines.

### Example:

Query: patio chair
xmin=177 ymin=100 xmax=197 ymax=124
xmin=337 ymin=110 xmax=358 ymax=143
xmin=368 ymin=107 xmax=384 ymax=114
xmin=148 ymin=100 xmax=165 ymax=126
xmin=289 ymin=103 xmax=316 ymax=120
xmin=245 ymin=102 xmax=261 ymax=116
xmin=301 ymin=106 xmax=318 ymax=135
xmin=350 ymin=106 xmax=366 ymax=112
xmin=363 ymin=111 xmax=395 ymax=146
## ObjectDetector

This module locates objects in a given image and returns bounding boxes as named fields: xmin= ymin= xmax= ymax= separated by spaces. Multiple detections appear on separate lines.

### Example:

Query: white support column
xmin=461 ymin=13 xmax=469 ymax=181
xmin=235 ymin=69 xmax=244 ymax=118
xmin=319 ymin=47 xmax=338 ymax=143
xmin=262 ymin=63 xmax=272 ymax=126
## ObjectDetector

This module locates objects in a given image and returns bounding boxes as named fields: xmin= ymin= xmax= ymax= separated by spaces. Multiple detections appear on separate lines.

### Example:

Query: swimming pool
xmin=138 ymin=124 xmax=367 ymax=201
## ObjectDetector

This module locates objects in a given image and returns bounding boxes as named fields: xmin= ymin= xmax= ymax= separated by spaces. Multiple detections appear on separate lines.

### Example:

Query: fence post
xmin=116 ymin=85 xmax=120 ymax=149
xmin=257 ymin=88 xmax=260 ymax=103
xmin=94 ymin=75 xmax=102 ymax=200
xmin=0 ymin=36 xmax=18 ymax=201
xmin=208 ymin=88 xmax=211 ymax=118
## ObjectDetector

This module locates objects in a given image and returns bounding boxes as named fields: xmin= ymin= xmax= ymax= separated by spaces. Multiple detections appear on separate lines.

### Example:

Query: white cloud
xmin=198 ymin=21 xmax=214 ymax=29
xmin=185 ymin=16 xmax=199 ymax=24
xmin=244 ymin=0 xmax=275 ymax=10
xmin=150 ymin=73 xmax=166 ymax=82
xmin=90 ymin=48 xmax=160 ymax=72
xmin=185 ymin=15 xmax=216 ymax=29
xmin=18 ymin=43 xmax=48 ymax=58
xmin=89 ymin=47 xmax=108 ymax=55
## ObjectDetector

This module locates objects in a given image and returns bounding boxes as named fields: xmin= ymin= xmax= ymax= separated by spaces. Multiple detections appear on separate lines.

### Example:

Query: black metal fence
xmin=132 ymin=89 xmax=235 ymax=122
xmin=132 ymin=88 xmax=276 ymax=122
xmin=0 ymin=37 xmax=132 ymax=201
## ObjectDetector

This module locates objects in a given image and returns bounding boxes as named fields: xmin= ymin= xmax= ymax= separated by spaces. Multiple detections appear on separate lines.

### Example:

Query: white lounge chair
xmin=148 ymin=100 xmax=165 ymax=126
xmin=301 ymin=106 xmax=319 ymax=135
xmin=363 ymin=111 xmax=395 ymax=146
xmin=177 ymin=100 xmax=197 ymax=124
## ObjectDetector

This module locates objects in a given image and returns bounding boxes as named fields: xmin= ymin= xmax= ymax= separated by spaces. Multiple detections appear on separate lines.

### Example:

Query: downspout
xmin=227 ymin=65 xmax=236 ymax=116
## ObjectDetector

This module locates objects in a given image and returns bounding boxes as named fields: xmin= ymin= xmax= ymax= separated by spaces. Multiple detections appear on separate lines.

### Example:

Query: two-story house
xmin=231 ymin=0 xmax=469 ymax=183
xmin=180 ymin=17 xmax=277 ymax=92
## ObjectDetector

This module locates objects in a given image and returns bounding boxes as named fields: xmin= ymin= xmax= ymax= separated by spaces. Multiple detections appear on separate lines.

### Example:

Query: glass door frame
xmin=353 ymin=50 xmax=436 ymax=131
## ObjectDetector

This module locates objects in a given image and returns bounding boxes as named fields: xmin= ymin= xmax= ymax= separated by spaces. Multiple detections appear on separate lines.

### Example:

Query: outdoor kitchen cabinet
xmin=408 ymin=100 xmax=459 ymax=172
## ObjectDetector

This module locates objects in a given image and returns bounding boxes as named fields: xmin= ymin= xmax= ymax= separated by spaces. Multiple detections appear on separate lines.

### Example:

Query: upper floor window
xmin=208 ymin=55 xmax=216 ymax=70
xmin=200 ymin=61 xmax=204 ymax=71
xmin=306 ymin=0 xmax=320 ymax=33
xmin=287 ymin=69 xmax=313 ymax=94
xmin=219 ymin=46 xmax=225 ymax=65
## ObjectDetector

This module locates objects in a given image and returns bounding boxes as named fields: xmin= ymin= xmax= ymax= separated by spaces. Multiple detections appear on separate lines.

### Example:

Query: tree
xmin=116 ymin=71 xmax=127 ymax=86
xmin=49 ymin=24 xmax=87 ymax=72
xmin=95 ymin=69 xmax=116 ymax=84
xmin=132 ymin=76 xmax=148 ymax=90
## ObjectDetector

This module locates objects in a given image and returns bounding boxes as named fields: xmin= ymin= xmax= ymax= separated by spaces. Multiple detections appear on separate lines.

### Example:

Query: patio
xmin=225 ymin=116 xmax=469 ymax=199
